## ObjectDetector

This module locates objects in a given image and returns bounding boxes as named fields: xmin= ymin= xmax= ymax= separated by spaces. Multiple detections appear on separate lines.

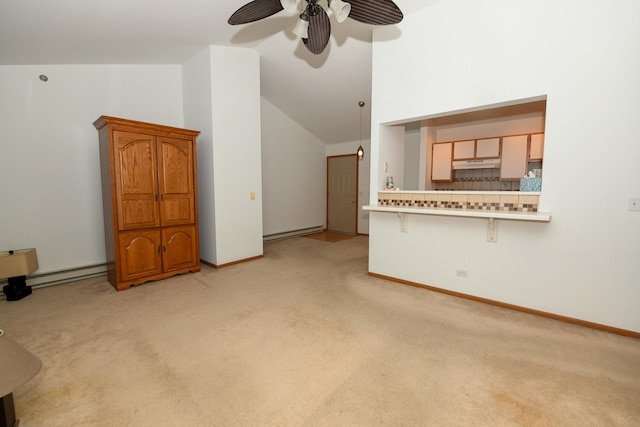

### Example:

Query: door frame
xmin=326 ymin=154 xmax=359 ymax=234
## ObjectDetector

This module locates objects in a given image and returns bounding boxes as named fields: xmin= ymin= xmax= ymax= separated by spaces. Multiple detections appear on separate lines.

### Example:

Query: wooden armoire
xmin=93 ymin=116 xmax=200 ymax=291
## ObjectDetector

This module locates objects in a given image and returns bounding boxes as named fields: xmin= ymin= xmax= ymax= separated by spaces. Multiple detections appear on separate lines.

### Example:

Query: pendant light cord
xmin=359 ymin=100 xmax=365 ymax=145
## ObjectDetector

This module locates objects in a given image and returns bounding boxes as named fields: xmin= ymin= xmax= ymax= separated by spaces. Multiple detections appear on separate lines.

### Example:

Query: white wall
xmin=326 ymin=139 xmax=371 ymax=234
xmin=0 ymin=64 xmax=183 ymax=274
xmin=403 ymin=128 xmax=421 ymax=190
xmin=182 ymin=49 xmax=217 ymax=263
xmin=211 ymin=47 xmax=263 ymax=265
xmin=183 ymin=46 xmax=263 ymax=266
xmin=369 ymin=0 xmax=640 ymax=332
xmin=377 ymin=125 xmax=405 ymax=191
xmin=261 ymin=98 xmax=327 ymax=236
xmin=0 ymin=54 xmax=349 ymax=276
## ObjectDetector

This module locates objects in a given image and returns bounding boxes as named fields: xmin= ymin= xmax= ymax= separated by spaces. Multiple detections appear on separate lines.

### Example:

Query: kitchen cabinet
xmin=431 ymin=142 xmax=453 ymax=182
xmin=476 ymin=138 xmax=500 ymax=158
xmin=94 ymin=116 xmax=200 ymax=291
xmin=453 ymin=140 xmax=475 ymax=160
xmin=500 ymin=135 xmax=528 ymax=180
xmin=453 ymin=138 xmax=500 ymax=160
xmin=529 ymin=133 xmax=544 ymax=161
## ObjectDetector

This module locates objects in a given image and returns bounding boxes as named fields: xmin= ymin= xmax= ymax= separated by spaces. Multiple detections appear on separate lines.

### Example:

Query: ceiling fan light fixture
xmin=292 ymin=13 xmax=309 ymax=38
xmin=280 ymin=0 xmax=301 ymax=14
xmin=228 ymin=0 xmax=403 ymax=55
xmin=329 ymin=0 xmax=351 ymax=23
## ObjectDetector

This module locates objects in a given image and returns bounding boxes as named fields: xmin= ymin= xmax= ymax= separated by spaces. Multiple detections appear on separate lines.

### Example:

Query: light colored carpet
xmin=2 ymin=236 xmax=639 ymax=426
xmin=303 ymin=231 xmax=356 ymax=243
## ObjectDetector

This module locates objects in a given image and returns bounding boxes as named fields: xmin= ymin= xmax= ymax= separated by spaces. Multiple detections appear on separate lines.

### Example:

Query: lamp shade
xmin=329 ymin=0 xmax=351 ymax=23
xmin=280 ymin=0 xmax=301 ymax=14
xmin=0 ymin=249 xmax=38 ymax=280
xmin=292 ymin=17 xmax=309 ymax=38
xmin=0 ymin=330 xmax=41 ymax=397
xmin=357 ymin=145 xmax=364 ymax=159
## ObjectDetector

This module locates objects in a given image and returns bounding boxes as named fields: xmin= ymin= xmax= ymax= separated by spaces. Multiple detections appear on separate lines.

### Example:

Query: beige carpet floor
xmin=2 ymin=236 xmax=639 ymax=426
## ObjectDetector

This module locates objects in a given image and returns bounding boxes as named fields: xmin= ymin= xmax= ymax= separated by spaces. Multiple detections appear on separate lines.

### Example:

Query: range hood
xmin=452 ymin=159 xmax=501 ymax=170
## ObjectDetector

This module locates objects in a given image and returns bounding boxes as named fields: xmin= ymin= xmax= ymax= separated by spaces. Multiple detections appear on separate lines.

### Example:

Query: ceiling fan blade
xmin=347 ymin=0 xmax=403 ymax=25
xmin=228 ymin=0 xmax=284 ymax=25
xmin=303 ymin=7 xmax=331 ymax=55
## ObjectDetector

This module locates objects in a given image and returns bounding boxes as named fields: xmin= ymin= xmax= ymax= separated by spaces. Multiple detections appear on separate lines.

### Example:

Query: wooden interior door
xmin=327 ymin=155 xmax=358 ymax=234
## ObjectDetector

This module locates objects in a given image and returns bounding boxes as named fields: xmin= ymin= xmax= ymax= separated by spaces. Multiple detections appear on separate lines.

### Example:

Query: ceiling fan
xmin=228 ymin=0 xmax=403 ymax=55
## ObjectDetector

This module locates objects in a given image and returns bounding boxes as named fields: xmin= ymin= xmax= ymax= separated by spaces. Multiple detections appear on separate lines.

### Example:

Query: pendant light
xmin=357 ymin=101 xmax=365 ymax=159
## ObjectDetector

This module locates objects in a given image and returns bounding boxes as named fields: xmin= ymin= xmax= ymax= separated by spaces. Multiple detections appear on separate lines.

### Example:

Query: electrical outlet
xmin=628 ymin=197 xmax=640 ymax=211
xmin=456 ymin=269 xmax=468 ymax=278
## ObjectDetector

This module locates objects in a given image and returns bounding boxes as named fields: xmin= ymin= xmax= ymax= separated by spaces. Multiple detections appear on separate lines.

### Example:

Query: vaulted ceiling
xmin=0 ymin=0 xmax=434 ymax=144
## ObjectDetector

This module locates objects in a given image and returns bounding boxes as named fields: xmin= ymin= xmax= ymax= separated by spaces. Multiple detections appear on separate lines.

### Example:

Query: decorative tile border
xmin=378 ymin=192 xmax=539 ymax=212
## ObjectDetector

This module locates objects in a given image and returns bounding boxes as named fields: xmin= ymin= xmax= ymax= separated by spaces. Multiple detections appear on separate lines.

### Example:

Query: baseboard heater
xmin=0 ymin=263 xmax=107 ymax=299
xmin=263 ymin=225 xmax=324 ymax=243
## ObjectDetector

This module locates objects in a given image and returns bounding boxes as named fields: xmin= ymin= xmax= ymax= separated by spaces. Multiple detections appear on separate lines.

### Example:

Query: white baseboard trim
xmin=1 ymin=263 xmax=108 ymax=299
xmin=263 ymin=225 xmax=324 ymax=243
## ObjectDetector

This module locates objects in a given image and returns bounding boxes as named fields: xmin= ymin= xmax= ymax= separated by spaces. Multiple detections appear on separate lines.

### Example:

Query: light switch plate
xmin=628 ymin=197 xmax=640 ymax=211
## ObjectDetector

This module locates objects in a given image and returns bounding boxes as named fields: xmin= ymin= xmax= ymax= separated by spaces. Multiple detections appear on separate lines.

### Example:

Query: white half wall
xmin=261 ymin=98 xmax=327 ymax=236
xmin=0 ymin=64 xmax=184 ymax=274
xmin=369 ymin=0 xmax=640 ymax=332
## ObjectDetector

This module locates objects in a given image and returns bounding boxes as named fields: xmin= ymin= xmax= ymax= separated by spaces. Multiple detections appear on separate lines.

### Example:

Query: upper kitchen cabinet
xmin=452 ymin=138 xmax=501 ymax=161
xmin=453 ymin=140 xmax=475 ymax=160
xmin=529 ymin=133 xmax=545 ymax=161
xmin=432 ymin=142 xmax=453 ymax=182
xmin=500 ymin=135 xmax=529 ymax=180
xmin=476 ymin=138 xmax=500 ymax=158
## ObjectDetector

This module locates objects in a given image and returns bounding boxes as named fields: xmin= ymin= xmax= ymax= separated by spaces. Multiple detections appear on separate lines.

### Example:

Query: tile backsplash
xmin=434 ymin=162 xmax=543 ymax=191
xmin=378 ymin=192 xmax=539 ymax=213
xmin=435 ymin=168 xmax=522 ymax=191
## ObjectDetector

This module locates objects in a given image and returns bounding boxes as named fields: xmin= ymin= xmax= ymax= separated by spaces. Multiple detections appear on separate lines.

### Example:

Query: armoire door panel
xmin=113 ymin=131 xmax=160 ymax=229
xmin=162 ymin=226 xmax=198 ymax=271
xmin=118 ymin=230 xmax=163 ymax=281
xmin=121 ymin=200 xmax=161 ymax=230
xmin=158 ymin=137 xmax=195 ymax=226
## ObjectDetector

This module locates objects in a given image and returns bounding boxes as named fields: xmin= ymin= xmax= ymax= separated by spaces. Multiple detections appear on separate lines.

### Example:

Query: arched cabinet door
xmin=118 ymin=230 xmax=163 ymax=281
xmin=162 ymin=226 xmax=198 ymax=272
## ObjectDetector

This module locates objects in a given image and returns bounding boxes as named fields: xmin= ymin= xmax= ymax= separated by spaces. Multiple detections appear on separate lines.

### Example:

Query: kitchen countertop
xmin=364 ymin=204 xmax=551 ymax=222
xmin=378 ymin=190 xmax=541 ymax=195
